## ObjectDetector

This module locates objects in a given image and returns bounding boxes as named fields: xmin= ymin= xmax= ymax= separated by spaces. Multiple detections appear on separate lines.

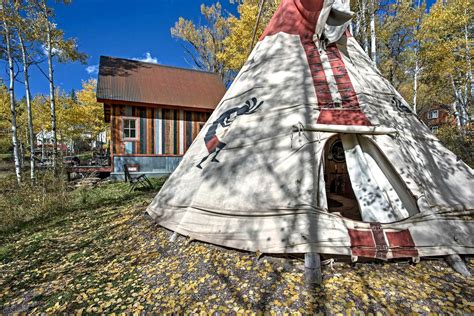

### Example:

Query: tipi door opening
xmin=323 ymin=134 xmax=420 ymax=223
xmin=324 ymin=136 xmax=362 ymax=221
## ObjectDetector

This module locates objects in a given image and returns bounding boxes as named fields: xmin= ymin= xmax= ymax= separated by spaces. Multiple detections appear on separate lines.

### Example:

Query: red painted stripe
xmin=311 ymin=44 xmax=372 ymax=126
xmin=318 ymin=109 xmax=371 ymax=126
xmin=348 ymin=229 xmax=377 ymax=258
xmin=348 ymin=229 xmax=375 ymax=247
xmin=386 ymin=230 xmax=419 ymax=258
xmin=325 ymin=45 xmax=360 ymax=108
xmin=259 ymin=0 xmax=322 ymax=40
xmin=352 ymin=248 xmax=377 ymax=258
xmin=326 ymin=45 xmax=364 ymax=108
xmin=386 ymin=230 xmax=416 ymax=248
xmin=302 ymin=39 xmax=333 ymax=106
xmin=349 ymin=227 xmax=418 ymax=259
xmin=258 ymin=0 xmax=371 ymax=126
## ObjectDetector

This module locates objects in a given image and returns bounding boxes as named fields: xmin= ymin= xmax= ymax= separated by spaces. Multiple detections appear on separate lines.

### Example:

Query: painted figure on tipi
xmin=197 ymin=97 xmax=263 ymax=169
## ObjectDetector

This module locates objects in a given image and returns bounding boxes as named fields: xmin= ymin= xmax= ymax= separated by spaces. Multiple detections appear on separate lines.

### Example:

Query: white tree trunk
xmin=41 ymin=129 xmax=45 ymax=161
xmin=19 ymin=33 xmax=36 ymax=183
xmin=361 ymin=0 xmax=369 ymax=54
xmin=354 ymin=8 xmax=360 ymax=37
xmin=464 ymin=9 xmax=473 ymax=104
xmin=452 ymin=102 xmax=461 ymax=127
xmin=369 ymin=0 xmax=376 ymax=65
xmin=2 ymin=1 xmax=22 ymax=185
xmin=45 ymin=14 xmax=58 ymax=172
xmin=413 ymin=58 xmax=419 ymax=114
xmin=451 ymin=77 xmax=467 ymax=128
xmin=19 ymin=142 xmax=24 ymax=169
xmin=412 ymin=0 xmax=422 ymax=115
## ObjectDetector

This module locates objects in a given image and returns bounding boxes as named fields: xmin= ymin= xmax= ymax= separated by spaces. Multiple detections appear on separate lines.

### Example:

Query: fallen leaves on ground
xmin=0 ymin=184 xmax=473 ymax=314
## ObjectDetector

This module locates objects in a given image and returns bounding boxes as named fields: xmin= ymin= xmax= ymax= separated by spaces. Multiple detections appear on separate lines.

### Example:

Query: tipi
xmin=147 ymin=0 xmax=473 ymax=264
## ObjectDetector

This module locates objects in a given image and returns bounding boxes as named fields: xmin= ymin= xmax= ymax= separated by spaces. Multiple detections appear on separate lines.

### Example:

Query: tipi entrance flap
xmin=341 ymin=134 xmax=419 ymax=223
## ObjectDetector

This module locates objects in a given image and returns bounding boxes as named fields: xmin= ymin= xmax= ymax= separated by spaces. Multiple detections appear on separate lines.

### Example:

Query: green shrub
xmin=0 ymin=171 xmax=69 ymax=233
xmin=0 ymin=153 xmax=12 ymax=162
xmin=0 ymin=138 xmax=12 ymax=156
xmin=0 ymin=171 xmax=166 ymax=235
xmin=437 ymin=125 xmax=474 ymax=168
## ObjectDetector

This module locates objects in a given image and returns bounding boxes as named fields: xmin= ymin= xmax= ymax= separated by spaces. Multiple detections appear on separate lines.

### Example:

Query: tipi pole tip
xmin=304 ymin=252 xmax=322 ymax=285
xmin=446 ymin=254 xmax=471 ymax=277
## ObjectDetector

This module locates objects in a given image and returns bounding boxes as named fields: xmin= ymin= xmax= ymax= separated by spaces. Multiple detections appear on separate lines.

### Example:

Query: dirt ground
xmin=0 ymin=187 xmax=473 ymax=314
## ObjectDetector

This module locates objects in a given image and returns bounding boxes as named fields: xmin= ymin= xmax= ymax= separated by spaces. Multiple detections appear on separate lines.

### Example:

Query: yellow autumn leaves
xmin=0 ymin=182 xmax=473 ymax=314
xmin=0 ymin=78 xmax=106 ymax=154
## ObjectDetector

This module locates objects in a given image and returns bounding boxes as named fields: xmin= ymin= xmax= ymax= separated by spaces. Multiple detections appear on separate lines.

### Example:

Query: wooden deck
xmin=66 ymin=166 xmax=112 ymax=181
xmin=67 ymin=166 xmax=112 ymax=173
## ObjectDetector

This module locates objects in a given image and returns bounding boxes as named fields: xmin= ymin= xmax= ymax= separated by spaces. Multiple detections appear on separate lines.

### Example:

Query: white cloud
xmin=42 ymin=44 xmax=64 ymax=57
xmin=86 ymin=64 xmax=99 ymax=75
xmin=132 ymin=52 xmax=158 ymax=64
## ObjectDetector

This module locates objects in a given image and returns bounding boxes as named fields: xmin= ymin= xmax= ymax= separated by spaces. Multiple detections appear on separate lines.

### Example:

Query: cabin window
xmin=123 ymin=117 xmax=139 ymax=141
xmin=428 ymin=110 xmax=439 ymax=119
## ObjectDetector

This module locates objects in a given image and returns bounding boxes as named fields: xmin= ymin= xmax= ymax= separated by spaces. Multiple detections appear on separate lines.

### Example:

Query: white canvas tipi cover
xmin=147 ymin=0 xmax=474 ymax=259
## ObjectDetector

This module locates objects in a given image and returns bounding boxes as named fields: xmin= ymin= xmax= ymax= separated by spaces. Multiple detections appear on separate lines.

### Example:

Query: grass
xmin=0 ymin=179 xmax=165 ymax=313
xmin=0 ymin=177 xmax=473 ymax=313
xmin=0 ymin=153 xmax=12 ymax=160
xmin=0 ymin=171 xmax=166 ymax=237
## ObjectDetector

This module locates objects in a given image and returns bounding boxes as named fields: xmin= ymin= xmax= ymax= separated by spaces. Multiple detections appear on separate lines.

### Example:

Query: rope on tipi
xmin=290 ymin=122 xmax=312 ymax=149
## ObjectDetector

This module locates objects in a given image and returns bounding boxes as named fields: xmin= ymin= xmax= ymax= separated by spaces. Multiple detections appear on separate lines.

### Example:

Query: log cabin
xmin=96 ymin=56 xmax=226 ymax=179
xmin=418 ymin=105 xmax=455 ymax=134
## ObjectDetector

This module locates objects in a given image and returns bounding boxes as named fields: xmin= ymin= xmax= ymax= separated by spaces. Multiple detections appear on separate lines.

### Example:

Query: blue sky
xmin=8 ymin=0 xmax=238 ymax=97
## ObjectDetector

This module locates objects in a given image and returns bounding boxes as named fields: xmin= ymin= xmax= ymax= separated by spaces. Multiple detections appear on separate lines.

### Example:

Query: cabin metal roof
xmin=96 ymin=56 xmax=226 ymax=110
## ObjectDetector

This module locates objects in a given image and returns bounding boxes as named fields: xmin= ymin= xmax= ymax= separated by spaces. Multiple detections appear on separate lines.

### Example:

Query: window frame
xmin=428 ymin=110 xmax=439 ymax=119
xmin=122 ymin=116 xmax=140 ymax=141
xmin=431 ymin=125 xmax=439 ymax=134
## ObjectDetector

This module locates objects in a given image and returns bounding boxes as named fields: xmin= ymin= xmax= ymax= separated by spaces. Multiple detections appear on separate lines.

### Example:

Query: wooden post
xmin=446 ymin=254 xmax=471 ymax=277
xmin=304 ymin=253 xmax=322 ymax=285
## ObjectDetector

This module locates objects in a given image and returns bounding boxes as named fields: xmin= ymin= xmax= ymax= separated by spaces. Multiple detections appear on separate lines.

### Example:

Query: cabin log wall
xmin=109 ymin=103 xmax=210 ymax=178
xmin=110 ymin=104 xmax=210 ymax=156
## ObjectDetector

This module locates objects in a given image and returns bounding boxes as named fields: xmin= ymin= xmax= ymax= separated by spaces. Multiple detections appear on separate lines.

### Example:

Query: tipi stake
xmin=169 ymin=232 xmax=178 ymax=243
xmin=446 ymin=254 xmax=471 ymax=277
xmin=304 ymin=253 xmax=322 ymax=285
